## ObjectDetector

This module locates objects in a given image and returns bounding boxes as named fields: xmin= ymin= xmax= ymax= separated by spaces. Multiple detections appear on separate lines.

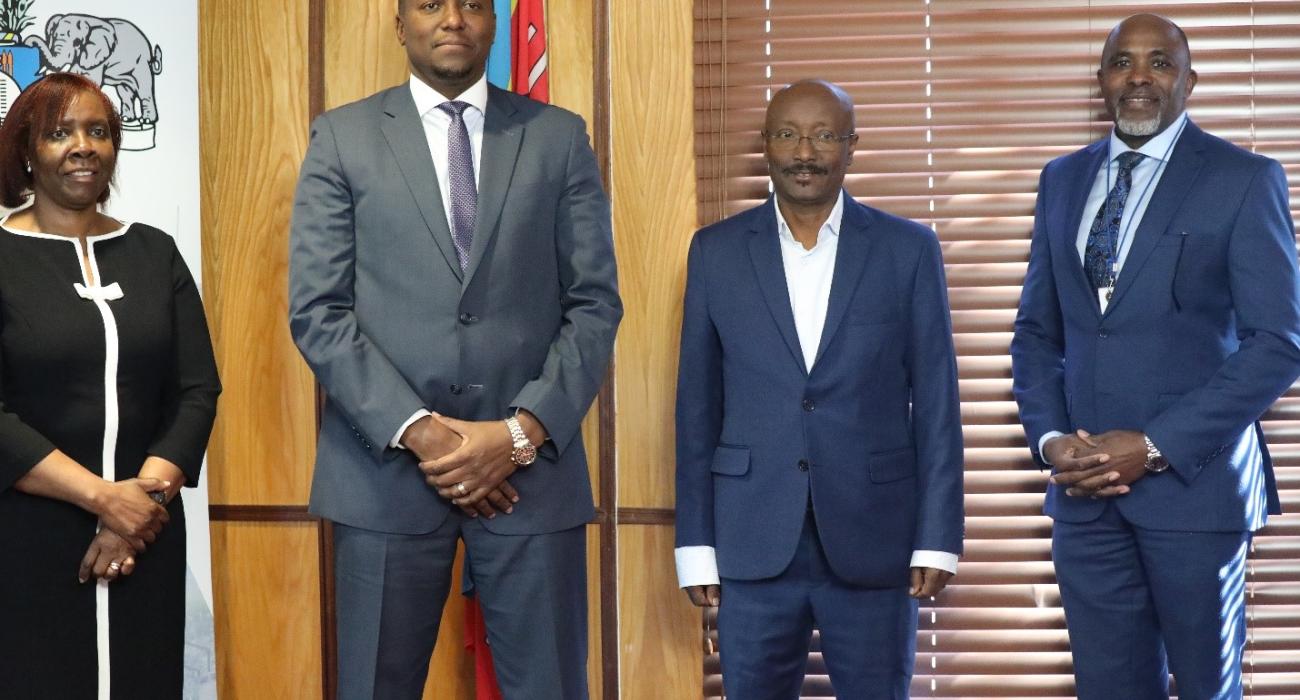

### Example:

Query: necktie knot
xmin=438 ymin=100 xmax=472 ymax=119
xmin=1116 ymin=150 xmax=1145 ymax=175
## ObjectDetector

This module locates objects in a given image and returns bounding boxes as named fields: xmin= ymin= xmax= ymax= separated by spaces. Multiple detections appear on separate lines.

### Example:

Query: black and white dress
xmin=0 ymin=218 xmax=220 ymax=699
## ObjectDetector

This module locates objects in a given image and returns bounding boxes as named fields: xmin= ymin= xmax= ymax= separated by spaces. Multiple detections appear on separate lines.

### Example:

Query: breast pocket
xmin=846 ymin=309 xmax=900 ymax=326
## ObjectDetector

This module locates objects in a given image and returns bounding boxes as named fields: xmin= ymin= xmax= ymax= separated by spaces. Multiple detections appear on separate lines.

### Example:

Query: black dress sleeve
xmin=0 ymin=301 xmax=58 ymax=492
xmin=146 ymin=238 xmax=221 ymax=486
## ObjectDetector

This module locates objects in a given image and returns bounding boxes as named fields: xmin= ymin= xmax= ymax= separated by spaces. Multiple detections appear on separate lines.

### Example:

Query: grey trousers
xmin=333 ymin=515 xmax=588 ymax=700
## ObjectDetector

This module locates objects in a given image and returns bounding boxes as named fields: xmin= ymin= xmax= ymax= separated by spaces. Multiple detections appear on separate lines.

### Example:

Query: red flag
xmin=510 ymin=0 xmax=549 ymax=102
xmin=464 ymin=594 xmax=503 ymax=700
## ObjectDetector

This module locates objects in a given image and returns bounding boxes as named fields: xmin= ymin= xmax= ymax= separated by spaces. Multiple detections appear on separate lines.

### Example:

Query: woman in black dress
xmin=0 ymin=73 xmax=220 ymax=698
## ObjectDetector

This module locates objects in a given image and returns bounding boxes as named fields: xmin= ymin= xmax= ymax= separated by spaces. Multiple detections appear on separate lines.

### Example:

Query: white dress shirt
xmin=1037 ymin=112 xmax=1189 ymax=459
xmin=390 ymin=74 xmax=491 ymax=449
xmin=675 ymin=192 xmax=959 ymax=588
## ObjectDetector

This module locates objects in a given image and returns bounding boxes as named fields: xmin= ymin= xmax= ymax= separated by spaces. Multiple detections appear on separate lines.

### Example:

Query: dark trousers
xmin=333 ymin=515 xmax=587 ymax=700
xmin=718 ymin=511 xmax=918 ymax=700
xmin=1053 ymin=502 xmax=1250 ymax=700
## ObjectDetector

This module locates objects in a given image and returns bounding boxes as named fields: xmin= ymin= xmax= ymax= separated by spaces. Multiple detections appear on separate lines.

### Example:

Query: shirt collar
xmin=409 ymin=73 xmax=489 ymax=119
xmin=774 ymin=190 xmax=844 ymax=247
xmin=1108 ymin=111 xmax=1188 ymax=164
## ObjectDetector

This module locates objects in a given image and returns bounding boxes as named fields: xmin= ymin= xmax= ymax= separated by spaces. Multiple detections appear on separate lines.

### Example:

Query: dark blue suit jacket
xmin=674 ymin=194 xmax=964 ymax=588
xmin=1011 ymin=121 xmax=1300 ymax=531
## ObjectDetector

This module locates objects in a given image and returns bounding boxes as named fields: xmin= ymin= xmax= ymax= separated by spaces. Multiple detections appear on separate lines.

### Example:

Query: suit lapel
xmin=379 ymin=86 xmax=463 ymax=282
xmin=462 ymin=87 xmax=524 ymax=289
xmin=1058 ymin=141 xmax=1108 ymax=315
xmin=813 ymin=195 xmax=873 ymax=367
xmin=747 ymin=199 xmax=808 ymax=375
xmin=1106 ymin=122 xmax=1205 ymax=312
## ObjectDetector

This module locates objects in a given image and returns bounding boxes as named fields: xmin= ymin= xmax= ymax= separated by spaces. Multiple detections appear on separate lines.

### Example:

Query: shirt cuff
xmin=390 ymin=409 xmax=433 ymax=449
xmin=675 ymin=545 xmax=720 ymax=588
xmin=1038 ymin=430 xmax=1066 ymax=464
xmin=910 ymin=550 xmax=959 ymax=574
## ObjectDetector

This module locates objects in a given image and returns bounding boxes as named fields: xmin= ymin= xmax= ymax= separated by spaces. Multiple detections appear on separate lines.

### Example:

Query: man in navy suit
xmin=1011 ymin=14 xmax=1300 ymax=699
xmin=674 ymin=80 xmax=964 ymax=699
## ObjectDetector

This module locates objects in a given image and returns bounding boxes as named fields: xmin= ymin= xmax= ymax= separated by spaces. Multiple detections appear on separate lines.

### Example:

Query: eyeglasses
xmin=762 ymin=129 xmax=856 ymax=151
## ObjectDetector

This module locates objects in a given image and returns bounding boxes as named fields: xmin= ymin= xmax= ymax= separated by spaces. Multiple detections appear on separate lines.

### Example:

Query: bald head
xmin=767 ymin=80 xmax=856 ymax=133
xmin=1102 ymin=14 xmax=1190 ymax=69
xmin=1097 ymin=14 xmax=1197 ymax=147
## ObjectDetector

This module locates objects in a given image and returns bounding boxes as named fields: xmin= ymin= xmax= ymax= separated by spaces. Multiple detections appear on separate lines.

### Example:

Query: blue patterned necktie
xmin=438 ymin=100 xmax=477 ymax=271
xmin=1083 ymin=150 xmax=1145 ymax=291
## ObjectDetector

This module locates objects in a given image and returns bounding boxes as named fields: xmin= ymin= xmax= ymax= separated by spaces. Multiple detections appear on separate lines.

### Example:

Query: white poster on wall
xmin=0 ymin=0 xmax=214 ymax=697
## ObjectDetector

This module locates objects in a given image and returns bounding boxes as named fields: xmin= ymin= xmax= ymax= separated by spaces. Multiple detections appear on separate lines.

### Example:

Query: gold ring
xmin=456 ymin=482 xmax=468 ymax=496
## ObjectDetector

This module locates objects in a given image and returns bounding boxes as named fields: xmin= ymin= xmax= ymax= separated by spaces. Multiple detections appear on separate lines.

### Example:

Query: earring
xmin=23 ymin=161 xmax=30 ymax=173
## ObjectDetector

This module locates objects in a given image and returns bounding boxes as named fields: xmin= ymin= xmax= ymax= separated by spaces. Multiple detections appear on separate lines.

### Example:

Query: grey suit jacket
xmin=289 ymin=83 xmax=621 ymax=536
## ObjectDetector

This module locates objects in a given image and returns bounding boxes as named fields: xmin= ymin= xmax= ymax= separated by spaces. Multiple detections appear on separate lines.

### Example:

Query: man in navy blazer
xmin=674 ymin=80 xmax=964 ymax=699
xmin=1011 ymin=15 xmax=1300 ymax=699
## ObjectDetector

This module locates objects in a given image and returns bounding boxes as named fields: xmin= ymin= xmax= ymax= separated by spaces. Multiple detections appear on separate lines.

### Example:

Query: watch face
xmin=513 ymin=444 xmax=538 ymax=466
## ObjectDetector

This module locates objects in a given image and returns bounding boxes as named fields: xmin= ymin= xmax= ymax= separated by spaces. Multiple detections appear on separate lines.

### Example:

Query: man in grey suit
xmin=288 ymin=2 xmax=620 ymax=698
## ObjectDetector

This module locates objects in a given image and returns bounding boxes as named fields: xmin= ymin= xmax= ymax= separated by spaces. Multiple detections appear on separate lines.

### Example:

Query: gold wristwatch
xmin=506 ymin=416 xmax=538 ymax=466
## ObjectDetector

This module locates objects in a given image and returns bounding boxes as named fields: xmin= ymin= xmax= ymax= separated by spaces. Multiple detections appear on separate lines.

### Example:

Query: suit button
xmin=797 ymin=459 xmax=809 ymax=471
xmin=1098 ymin=328 xmax=1109 ymax=338
xmin=450 ymin=384 xmax=463 ymax=395
xmin=802 ymin=399 xmax=815 ymax=412
xmin=458 ymin=312 xmax=478 ymax=325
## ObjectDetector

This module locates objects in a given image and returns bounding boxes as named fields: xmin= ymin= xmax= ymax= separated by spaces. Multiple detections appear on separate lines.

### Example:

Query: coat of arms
xmin=0 ymin=0 xmax=162 ymax=151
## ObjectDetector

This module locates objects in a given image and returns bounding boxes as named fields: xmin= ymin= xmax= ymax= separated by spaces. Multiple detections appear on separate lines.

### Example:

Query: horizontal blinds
xmin=695 ymin=1 xmax=1300 ymax=697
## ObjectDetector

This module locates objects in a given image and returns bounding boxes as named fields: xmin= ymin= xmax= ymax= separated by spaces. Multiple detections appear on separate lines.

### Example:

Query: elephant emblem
xmin=25 ymin=14 xmax=162 ymax=125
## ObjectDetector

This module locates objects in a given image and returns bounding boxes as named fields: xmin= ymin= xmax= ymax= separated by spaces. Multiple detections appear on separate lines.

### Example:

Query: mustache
xmin=1110 ymin=91 xmax=1163 ymax=107
xmin=782 ymin=165 xmax=828 ymax=176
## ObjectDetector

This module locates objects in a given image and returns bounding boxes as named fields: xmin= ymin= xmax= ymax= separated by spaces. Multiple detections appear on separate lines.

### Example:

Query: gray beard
xmin=1116 ymin=115 xmax=1161 ymax=137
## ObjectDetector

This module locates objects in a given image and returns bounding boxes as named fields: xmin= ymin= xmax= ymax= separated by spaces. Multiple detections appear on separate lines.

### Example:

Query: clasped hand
xmin=94 ymin=477 xmax=170 ymax=551
xmin=405 ymin=414 xmax=520 ymax=519
xmin=1045 ymin=429 xmax=1151 ymax=499
xmin=81 ymin=477 xmax=170 ymax=582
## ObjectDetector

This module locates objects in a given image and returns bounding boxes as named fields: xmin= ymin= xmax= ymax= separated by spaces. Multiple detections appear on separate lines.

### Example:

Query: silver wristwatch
xmin=1143 ymin=434 xmax=1169 ymax=473
xmin=505 ymin=416 xmax=538 ymax=466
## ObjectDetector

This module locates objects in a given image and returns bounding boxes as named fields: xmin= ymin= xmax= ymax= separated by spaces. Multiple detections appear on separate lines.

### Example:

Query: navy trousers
xmin=718 ymin=510 xmax=918 ymax=700
xmin=1052 ymin=502 xmax=1251 ymax=700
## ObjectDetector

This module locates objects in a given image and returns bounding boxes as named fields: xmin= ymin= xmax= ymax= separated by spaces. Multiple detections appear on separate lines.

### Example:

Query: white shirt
xmin=675 ymin=193 xmax=959 ymax=588
xmin=390 ymin=74 xmax=490 ymax=449
xmin=1037 ymin=112 xmax=1189 ymax=459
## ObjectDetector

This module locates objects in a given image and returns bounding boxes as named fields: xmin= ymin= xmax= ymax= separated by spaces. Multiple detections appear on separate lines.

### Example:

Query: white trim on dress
xmin=3 ymin=212 xmax=131 ymax=700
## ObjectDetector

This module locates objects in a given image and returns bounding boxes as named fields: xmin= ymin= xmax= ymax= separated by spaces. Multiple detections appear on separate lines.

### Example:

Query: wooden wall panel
xmin=324 ymin=0 xmax=408 ymax=110
xmin=609 ymin=0 xmax=705 ymax=695
xmin=200 ymin=0 xmax=317 ymax=506
xmin=212 ymin=521 xmax=322 ymax=698
xmin=617 ymin=525 xmax=702 ymax=700
xmin=548 ymin=0 xmax=596 ymax=127
xmin=610 ymin=0 xmax=697 ymax=511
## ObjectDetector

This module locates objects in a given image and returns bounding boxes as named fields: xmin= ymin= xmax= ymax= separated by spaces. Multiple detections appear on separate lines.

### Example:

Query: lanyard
xmin=1101 ymin=117 xmax=1187 ymax=286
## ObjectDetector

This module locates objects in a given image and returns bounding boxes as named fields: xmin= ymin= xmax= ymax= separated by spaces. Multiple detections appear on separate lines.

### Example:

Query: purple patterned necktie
xmin=438 ymin=100 xmax=477 ymax=271
xmin=1083 ymin=150 xmax=1145 ymax=291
